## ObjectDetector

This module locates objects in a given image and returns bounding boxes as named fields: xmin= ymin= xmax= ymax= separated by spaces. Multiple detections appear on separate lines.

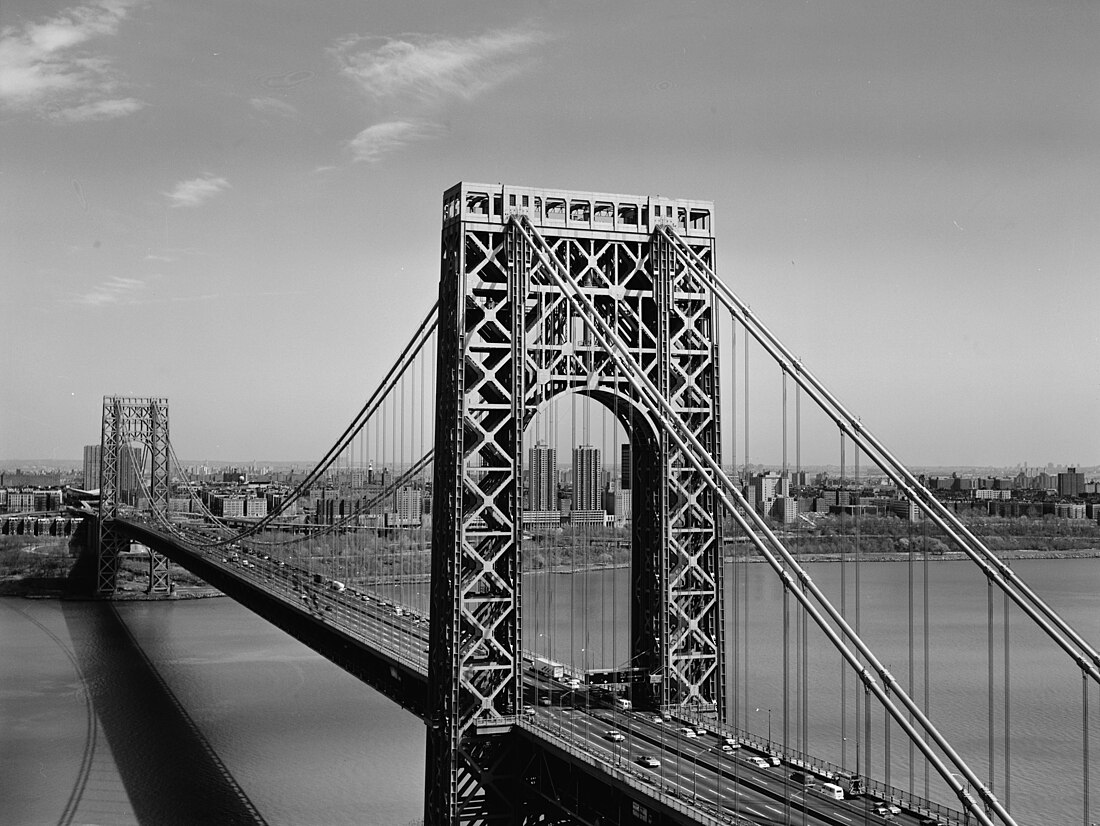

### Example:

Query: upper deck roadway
xmin=112 ymin=516 xmax=959 ymax=826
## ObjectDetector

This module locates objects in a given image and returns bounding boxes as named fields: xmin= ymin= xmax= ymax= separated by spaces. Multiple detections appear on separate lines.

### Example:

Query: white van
xmin=821 ymin=782 xmax=845 ymax=800
xmin=613 ymin=697 xmax=632 ymax=711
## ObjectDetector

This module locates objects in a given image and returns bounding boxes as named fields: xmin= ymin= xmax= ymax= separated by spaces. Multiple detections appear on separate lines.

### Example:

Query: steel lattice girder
xmin=427 ymin=219 xmax=522 ymax=826
xmin=427 ymin=184 xmax=723 ymax=824
xmin=518 ymin=222 xmax=724 ymax=712
xmin=96 ymin=397 xmax=171 ymax=596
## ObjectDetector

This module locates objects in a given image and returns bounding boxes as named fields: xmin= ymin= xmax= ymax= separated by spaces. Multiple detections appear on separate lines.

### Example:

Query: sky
xmin=2 ymin=0 xmax=1098 ymax=469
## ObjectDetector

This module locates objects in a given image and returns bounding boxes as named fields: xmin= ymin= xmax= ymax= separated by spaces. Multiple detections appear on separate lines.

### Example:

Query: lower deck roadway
xmin=519 ymin=702 xmax=934 ymax=826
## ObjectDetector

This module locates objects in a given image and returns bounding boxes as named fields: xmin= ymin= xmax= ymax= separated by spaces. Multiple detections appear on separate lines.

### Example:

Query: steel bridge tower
xmin=427 ymin=183 xmax=724 ymax=824
xmin=96 ymin=396 xmax=172 ymax=596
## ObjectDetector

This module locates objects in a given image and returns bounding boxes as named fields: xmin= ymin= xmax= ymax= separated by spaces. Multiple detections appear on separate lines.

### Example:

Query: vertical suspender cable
xmin=782 ymin=370 xmax=788 ymax=475
xmin=400 ymin=365 xmax=408 ymax=660
xmin=730 ymin=314 xmax=739 ymax=730
xmin=865 ymin=683 xmax=872 ymax=793
xmin=742 ymin=495 xmax=749 ymax=734
xmin=798 ymin=381 xmax=808 ymax=759
xmin=419 ymin=342 xmax=426 ymax=615
xmin=613 ymin=284 xmax=623 ymax=703
xmin=923 ymin=512 xmax=931 ymax=798
xmin=783 ymin=574 xmax=792 ymax=822
xmin=989 ymin=575 xmax=996 ymax=797
xmin=908 ymin=514 xmax=915 ymax=795
xmin=840 ymin=429 xmax=848 ymax=771
xmin=569 ymin=319 xmax=579 ymax=729
xmin=1084 ymin=671 xmax=1091 ymax=826
xmin=373 ymin=393 xmax=380 ymax=600
xmin=1004 ymin=584 xmax=1011 ymax=811
xmin=731 ymin=302 xmax=737 ymax=476
xmin=387 ymin=384 xmax=395 ymax=637
xmin=743 ymin=330 xmax=751 ymax=733
xmin=886 ymin=685 xmax=892 ymax=789
xmin=783 ymin=567 xmax=791 ymax=764
xmin=782 ymin=366 xmax=792 ymax=762
xmin=795 ymin=514 xmax=802 ymax=754
xmin=854 ymin=442 xmax=864 ymax=782
xmin=795 ymin=377 xmax=800 ymax=476
xmin=744 ymin=323 xmax=750 ymax=484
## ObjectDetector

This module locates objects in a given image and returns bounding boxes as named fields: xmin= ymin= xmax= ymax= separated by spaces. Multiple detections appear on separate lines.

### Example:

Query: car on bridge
xmin=747 ymin=756 xmax=771 ymax=769
xmin=677 ymin=727 xmax=697 ymax=738
xmin=720 ymin=737 xmax=740 ymax=749
xmin=637 ymin=755 xmax=661 ymax=769
xmin=601 ymin=729 xmax=625 ymax=742
xmin=790 ymin=771 xmax=817 ymax=789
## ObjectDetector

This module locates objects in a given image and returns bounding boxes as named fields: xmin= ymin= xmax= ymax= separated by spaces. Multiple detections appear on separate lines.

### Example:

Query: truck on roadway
xmin=533 ymin=656 xmax=564 ymax=680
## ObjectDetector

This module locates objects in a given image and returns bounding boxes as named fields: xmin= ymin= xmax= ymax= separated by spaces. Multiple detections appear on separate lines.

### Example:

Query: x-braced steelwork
xmin=426 ymin=183 xmax=724 ymax=825
xmin=97 ymin=396 xmax=171 ymax=596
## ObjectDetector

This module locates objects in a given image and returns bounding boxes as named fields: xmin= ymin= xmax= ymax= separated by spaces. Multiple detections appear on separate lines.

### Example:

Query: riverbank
xmin=524 ymin=546 xmax=1100 ymax=575
xmin=0 ymin=576 xmax=225 ymax=600
xmin=725 ymin=547 xmax=1100 ymax=564
xmin=0 ymin=534 xmax=223 ymax=599
xmin=3 ymin=533 xmax=1097 ymax=598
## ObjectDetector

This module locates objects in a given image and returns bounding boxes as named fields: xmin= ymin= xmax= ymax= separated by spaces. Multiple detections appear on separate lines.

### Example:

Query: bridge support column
xmin=425 ymin=205 xmax=525 ymax=824
xmin=96 ymin=396 xmax=171 ymax=597
xmin=427 ymin=184 xmax=726 ymax=823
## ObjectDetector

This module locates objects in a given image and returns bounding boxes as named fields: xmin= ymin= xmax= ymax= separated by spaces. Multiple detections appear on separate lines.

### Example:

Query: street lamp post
xmin=755 ymin=707 xmax=773 ymax=752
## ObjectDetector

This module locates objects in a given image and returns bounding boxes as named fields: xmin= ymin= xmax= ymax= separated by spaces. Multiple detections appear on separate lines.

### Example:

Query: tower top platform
xmin=442 ymin=181 xmax=714 ymax=238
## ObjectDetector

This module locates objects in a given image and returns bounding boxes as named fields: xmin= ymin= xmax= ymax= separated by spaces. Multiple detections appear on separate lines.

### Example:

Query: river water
xmin=2 ymin=558 xmax=1098 ymax=825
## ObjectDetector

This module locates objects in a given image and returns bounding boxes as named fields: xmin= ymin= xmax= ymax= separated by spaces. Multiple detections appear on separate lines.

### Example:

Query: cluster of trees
xmin=0 ymin=535 xmax=73 ymax=581
xmin=724 ymin=513 xmax=1100 ymax=557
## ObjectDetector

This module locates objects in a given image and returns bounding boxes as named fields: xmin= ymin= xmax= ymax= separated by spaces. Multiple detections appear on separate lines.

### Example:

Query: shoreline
xmin=725 ymin=547 xmax=1100 ymax=564
xmin=0 ymin=579 xmax=226 ymax=600
xmin=4 ymin=548 xmax=1097 ymax=600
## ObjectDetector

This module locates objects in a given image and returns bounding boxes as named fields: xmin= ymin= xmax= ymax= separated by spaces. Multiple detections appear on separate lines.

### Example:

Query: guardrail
xmin=519 ymin=716 xmax=756 ymax=825
xmin=673 ymin=708 xmax=968 ymax=825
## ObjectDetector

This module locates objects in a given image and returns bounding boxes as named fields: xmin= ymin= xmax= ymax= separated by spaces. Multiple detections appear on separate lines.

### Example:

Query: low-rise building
xmin=886 ymin=499 xmax=921 ymax=522
xmin=1055 ymin=502 xmax=1087 ymax=519
xmin=973 ymin=489 xmax=1012 ymax=500
xmin=523 ymin=510 xmax=562 ymax=530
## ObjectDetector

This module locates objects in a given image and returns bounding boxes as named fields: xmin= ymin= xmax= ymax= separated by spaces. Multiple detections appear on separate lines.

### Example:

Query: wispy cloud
xmin=349 ymin=120 xmax=443 ymax=164
xmin=0 ymin=0 xmax=145 ymax=121
xmin=50 ymin=95 xmax=143 ymax=122
xmin=74 ymin=273 xmax=225 ymax=307
xmin=333 ymin=25 xmax=546 ymax=163
xmin=76 ymin=274 xmax=147 ymax=306
xmin=143 ymin=253 xmax=175 ymax=262
xmin=165 ymin=175 xmax=230 ymax=208
xmin=335 ymin=27 xmax=546 ymax=103
xmin=249 ymin=96 xmax=297 ymax=118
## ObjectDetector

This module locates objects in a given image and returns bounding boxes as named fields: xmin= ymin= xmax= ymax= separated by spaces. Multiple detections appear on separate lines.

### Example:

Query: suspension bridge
xmin=87 ymin=182 xmax=1098 ymax=826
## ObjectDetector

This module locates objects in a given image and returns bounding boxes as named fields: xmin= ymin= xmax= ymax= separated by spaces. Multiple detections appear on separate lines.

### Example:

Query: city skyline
xmin=3 ymin=1 xmax=1098 ymax=467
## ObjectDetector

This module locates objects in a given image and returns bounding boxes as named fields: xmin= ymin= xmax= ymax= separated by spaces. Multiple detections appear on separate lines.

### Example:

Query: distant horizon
xmin=2 ymin=457 xmax=1096 ymax=477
